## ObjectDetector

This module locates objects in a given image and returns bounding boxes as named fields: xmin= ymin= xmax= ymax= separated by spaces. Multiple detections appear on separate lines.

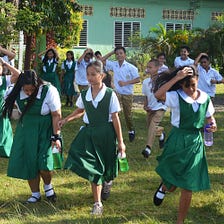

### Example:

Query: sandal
xmin=45 ymin=188 xmax=57 ymax=203
xmin=153 ymin=183 xmax=166 ymax=206
xmin=26 ymin=195 xmax=41 ymax=203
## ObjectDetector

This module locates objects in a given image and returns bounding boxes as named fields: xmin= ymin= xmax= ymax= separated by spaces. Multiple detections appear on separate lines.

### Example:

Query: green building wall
xmin=75 ymin=0 xmax=224 ymax=54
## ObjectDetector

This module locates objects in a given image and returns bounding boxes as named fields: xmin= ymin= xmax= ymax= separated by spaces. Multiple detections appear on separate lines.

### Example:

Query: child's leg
xmin=91 ymin=182 xmax=102 ymax=203
xmin=176 ymin=189 xmax=192 ymax=224
xmin=27 ymin=174 xmax=41 ymax=202
xmin=40 ymin=170 xmax=56 ymax=202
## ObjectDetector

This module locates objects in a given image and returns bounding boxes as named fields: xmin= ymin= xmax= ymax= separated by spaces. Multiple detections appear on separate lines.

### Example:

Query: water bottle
xmin=118 ymin=152 xmax=129 ymax=172
xmin=52 ymin=146 xmax=63 ymax=169
xmin=204 ymin=124 xmax=213 ymax=147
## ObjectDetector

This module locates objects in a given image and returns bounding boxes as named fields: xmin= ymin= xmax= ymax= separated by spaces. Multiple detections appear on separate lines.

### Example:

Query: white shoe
xmin=91 ymin=202 xmax=103 ymax=215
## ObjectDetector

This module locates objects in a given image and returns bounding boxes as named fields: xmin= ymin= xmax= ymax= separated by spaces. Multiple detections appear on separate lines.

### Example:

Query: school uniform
xmin=197 ymin=65 xmax=223 ymax=97
xmin=158 ymin=64 xmax=169 ymax=74
xmin=106 ymin=60 xmax=139 ymax=131
xmin=156 ymin=89 xmax=214 ymax=191
xmin=0 ymin=75 xmax=13 ymax=157
xmin=142 ymin=77 xmax=167 ymax=148
xmin=174 ymin=56 xmax=194 ymax=68
xmin=64 ymin=84 xmax=120 ymax=184
xmin=7 ymin=84 xmax=61 ymax=180
xmin=61 ymin=60 xmax=77 ymax=96
xmin=41 ymin=58 xmax=61 ymax=94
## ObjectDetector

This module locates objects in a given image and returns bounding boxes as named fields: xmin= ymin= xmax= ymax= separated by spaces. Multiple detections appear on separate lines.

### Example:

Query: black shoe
xmin=101 ymin=181 xmax=112 ymax=201
xmin=159 ymin=132 xmax=166 ymax=149
xmin=129 ymin=130 xmax=135 ymax=142
xmin=153 ymin=183 xmax=166 ymax=206
xmin=142 ymin=146 xmax=151 ymax=158
xmin=46 ymin=193 xmax=57 ymax=203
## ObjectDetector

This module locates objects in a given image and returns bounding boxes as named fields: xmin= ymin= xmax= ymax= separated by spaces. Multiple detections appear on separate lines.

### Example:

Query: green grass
xmin=0 ymin=85 xmax=224 ymax=223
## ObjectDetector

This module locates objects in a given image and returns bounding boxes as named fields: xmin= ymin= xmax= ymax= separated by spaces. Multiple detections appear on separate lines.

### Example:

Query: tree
xmin=15 ymin=0 xmax=82 ymax=69
xmin=0 ymin=1 xmax=17 ymax=46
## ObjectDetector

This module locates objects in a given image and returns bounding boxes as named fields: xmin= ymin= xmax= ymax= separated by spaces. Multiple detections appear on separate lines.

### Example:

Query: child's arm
xmin=0 ymin=58 xmax=20 ymax=83
xmin=58 ymin=108 xmax=85 ymax=128
xmin=205 ymin=115 xmax=217 ymax=132
xmin=0 ymin=46 xmax=15 ymax=61
xmin=51 ymin=109 xmax=62 ymax=149
xmin=101 ymin=50 xmax=114 ymax=61
xmin=77 ymin=48 xmax=93 ymax=64
xmin=37 ymin=50 xmax=46 ymax=60
xmin=194 ymin=53 xmax=208 ymax=66
xmin=118 ymin=77 xmax=140 ymax=87
xmin=154 ymin=67 xmax=193 ymax=101
xmin=111 ymin=112 xmax=126 ymax=155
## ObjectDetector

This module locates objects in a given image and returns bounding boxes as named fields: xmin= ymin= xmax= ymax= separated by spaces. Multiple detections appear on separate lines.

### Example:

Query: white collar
xmin=20 ymin=85 xmax=43 ymax=100
xmin=86 ymin=84 xmax=107 ymax=102
xmin=177 ymin=89 xmax=208 ymax=104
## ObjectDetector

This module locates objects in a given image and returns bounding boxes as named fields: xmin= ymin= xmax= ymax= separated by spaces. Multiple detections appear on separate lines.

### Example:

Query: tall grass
xmin=0 ymin=85 xmax=224 ymax=223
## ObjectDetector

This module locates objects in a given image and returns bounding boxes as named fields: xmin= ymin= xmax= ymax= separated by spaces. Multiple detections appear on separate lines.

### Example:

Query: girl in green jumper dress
xmin=38 ymin=48 xmax=61 ymax=94
xmin=59 ymin=60 xmax=126 ymax=215
xmin=2 ymin=70 xmax=61 ymax=203
xmin=0 ymin=58 xmax=20 ymax=157
xmin=153 ymin=66 xmax=217 ymax=224
xmin=61 ymin=50 xmax=77 ymax=107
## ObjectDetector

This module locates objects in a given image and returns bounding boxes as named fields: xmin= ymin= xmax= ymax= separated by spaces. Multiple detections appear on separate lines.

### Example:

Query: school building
xmin=75 ymin=0 xmax=224 ymax=54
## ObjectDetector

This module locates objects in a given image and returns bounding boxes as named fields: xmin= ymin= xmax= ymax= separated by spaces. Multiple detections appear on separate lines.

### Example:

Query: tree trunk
xmin=24 ymin=34 xmax=32 ymax=70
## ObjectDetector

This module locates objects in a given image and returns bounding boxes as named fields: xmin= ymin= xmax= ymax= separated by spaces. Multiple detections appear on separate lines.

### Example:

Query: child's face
xmin=84 ymin=53 xmax=92 ymax=63
xmin=87 ymin=66 xmax=103 ymax=86
xmin=158 ymin=55 xmax=166 ymax=65
xmin=180 ymin=48 xmax=189 ymax=60
xmin=66 ymin=53 xmax=73 ymax=60
xmin=23 ymin=84 xmax=36 ymax=96
xmin=115 ymin=49 xmax=126 ymax=62
xmin=181 ymin=77 xmax=198 ymax=98
xmin=146 ymin=62 xmax=158 ymax=76
xmin=47 ymin=51 xmax=54 ymax=59
xmin=200 ymin=58 xmax=210 ymax=69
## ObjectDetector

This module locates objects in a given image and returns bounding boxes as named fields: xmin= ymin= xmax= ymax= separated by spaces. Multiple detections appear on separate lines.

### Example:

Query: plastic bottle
xmin=52 ymin=146 xmax=63 ymax=169
xmin=204 ymin=124 xmax=213 ymax=147
xmin=118 ymin=152 xmax=129 ymax=172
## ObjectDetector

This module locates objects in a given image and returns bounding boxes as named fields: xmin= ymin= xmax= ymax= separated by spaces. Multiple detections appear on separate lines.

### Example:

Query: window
xmin=163 ymin=9 xmax=194 ymax=20
xmin=165 ymin=22 xmax=192 ymax=31
xmin=80 ymin=5 xmax=93 ymax=16
xmin=78 ymin=20 xmax=87 ymax=47
xmin=110 ymin=7 xmax=145 ymax=18
xmin=114 ymin=21 xmax=140 ymax=47
xmin=211 ymin=12 xmax=223 ymax=21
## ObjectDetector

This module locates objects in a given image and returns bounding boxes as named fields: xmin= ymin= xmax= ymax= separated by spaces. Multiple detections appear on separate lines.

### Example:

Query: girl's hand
xmin=176 ymin=67 xmax=193 ymax=80
xmin=58 ymin=119 xmax=66 ymax=128
xmin=206 ymin=123 xmax=217 ymax=133
xmin=118 ymin=141 xmax=126 ymax=157
xmin=51 ymin=139 xmax=61 ymax=152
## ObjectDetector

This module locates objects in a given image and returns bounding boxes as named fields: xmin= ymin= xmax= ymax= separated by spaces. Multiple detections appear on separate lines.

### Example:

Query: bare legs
xmin=176 ymin=189 xmax=192 ymax=224
xmin=161 ymin=184 xmax=192 ymax=224
xmin=91 ymin=183 xmax=102 ymax=203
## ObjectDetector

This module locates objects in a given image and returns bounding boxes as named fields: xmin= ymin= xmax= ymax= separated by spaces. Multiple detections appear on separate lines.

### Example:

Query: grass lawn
xmin=0 ymin=85 xmax=224 ymax=223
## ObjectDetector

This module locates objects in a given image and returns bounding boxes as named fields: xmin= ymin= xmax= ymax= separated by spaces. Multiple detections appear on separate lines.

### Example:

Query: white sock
xmin=159 ymin=132 xmax=164 ymax=140
xmin=94 ymin=201 xmax=103 ymax=207
xmin=145 ymin=147 xmax=151 ymax=155
xmin=156 ymin=186 xmax=165 ymax=199
xmin=44 ymin=183 xmax=54 ymax=197
xmin=27 ymin=192 xmax=41 ymax=202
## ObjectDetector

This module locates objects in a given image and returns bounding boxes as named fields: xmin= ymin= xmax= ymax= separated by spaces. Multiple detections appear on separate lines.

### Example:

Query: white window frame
xmin=77 ymin=20 xmax=88 ymax=47
xmin=165 ymin=22 xmax=192 ymax=31
xmin=114 ymin=21 xmax=141 ymax=47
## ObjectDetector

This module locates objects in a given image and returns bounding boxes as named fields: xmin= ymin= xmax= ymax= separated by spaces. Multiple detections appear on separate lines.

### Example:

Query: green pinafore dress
xmin=63 ymin=60 xmax=77 ymax=96
xmin=42 ymin=62 xmax=61 ymax=94
xmin=64 ymin=88 xmax=118 ymax=184
xmin=7 ymin=85 xmax=54 ymax=180
xmin=0 ymin=76 xmax=13 ymax=157
xmin=156 ymin=93 xmax=210 ymax=191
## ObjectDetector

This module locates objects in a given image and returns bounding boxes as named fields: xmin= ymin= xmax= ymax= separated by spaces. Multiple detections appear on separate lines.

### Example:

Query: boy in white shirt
xmin=194 ymin=53 xmax=224 ymax=98
xmin=103 ymin=46 xmax=140 ymax=142
xmin=141 ymin=59 xmax=167 ymax=158
xmin=174 ymin=46 xmax=194 ymax=68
